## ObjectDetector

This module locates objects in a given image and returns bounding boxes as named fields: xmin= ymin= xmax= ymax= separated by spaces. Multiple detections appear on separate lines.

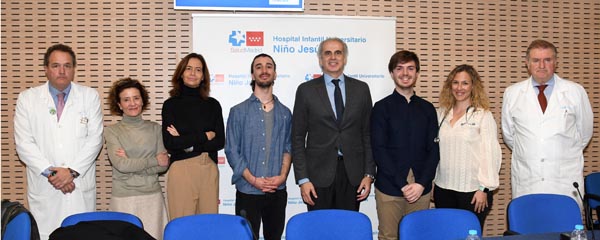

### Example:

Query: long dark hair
xmin=169 ymin=53 xmax=211 ymax=99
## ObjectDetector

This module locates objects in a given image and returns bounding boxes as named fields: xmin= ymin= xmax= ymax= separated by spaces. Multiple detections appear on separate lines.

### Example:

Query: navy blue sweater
xmin=370 ymin=90 xmax=440 ymax=196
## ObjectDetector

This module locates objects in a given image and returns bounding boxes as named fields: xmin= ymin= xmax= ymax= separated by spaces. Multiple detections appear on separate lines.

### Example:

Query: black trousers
xmin=433 ymin=184 xmax=493 ymax=230
xmin=308 ymin=156 xmax=360 ymax=211
xmin=235 ymin=189 xmax=287 ymax=240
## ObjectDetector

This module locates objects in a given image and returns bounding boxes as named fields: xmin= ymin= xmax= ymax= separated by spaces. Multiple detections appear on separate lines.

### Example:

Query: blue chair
xmin=286 ymin=209 xmax=373 ymax=240
xmin=585 ymin=172 xmax=600 ymax=229
xmin=61 ymin=211 xmax=143 ymax=228
xmin=507 ymin=193 xmax=582 ymax=234
xmin=399 ymin=208 xmax=481 ymax=240
xmin=163 ymin=214 xmax=253 ymax=240
xmin=3 ymin=212 xmax=31 ymax=240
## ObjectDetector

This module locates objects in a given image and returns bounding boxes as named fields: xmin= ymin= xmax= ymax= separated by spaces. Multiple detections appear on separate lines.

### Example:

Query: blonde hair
xmin=439 ymin=64 xmax=490 ymax=116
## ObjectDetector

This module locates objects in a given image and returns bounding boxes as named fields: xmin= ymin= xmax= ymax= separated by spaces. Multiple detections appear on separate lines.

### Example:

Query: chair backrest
xmin=285 ymin=209 xmax=373 ymax=240
xmin=585 ymin=172 xmax=600 ymax=228
xmin=585 ymin=172 xmax=600 ymax=209
xmin=399 ymin=208 xmax=481 ymax=240
xmin=507 ymin=193 xmax=582 ymax=234
xmin=3 ymin=212 xmax=31 ymax=240
xmin=2 ymin=199 xmax=38 ymax=240
xmin=61 ymin=211 xmax=143 ymax=228
xmin=163 ymin=214 xmax=253 ymax=240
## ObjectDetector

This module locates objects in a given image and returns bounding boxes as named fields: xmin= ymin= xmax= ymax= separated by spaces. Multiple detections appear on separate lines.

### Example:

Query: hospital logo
xmin=210 ymin=74 xmax=225 ymax=83
xmin=229 ymin=30 xmax=264 ymax=47
xmin=304 ymin=73 xmax=322 ymax=81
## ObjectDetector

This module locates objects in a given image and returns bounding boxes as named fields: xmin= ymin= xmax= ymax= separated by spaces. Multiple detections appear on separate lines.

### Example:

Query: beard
xmin=256 ymin=79 xmax=275 ymax=88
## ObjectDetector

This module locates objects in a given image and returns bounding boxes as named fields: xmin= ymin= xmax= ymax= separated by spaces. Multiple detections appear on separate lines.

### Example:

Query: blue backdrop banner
xmin=175 ymin=0 xmax=304 ymax=11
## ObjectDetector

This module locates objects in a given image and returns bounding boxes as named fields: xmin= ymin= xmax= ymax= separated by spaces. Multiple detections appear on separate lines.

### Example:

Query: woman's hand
xmin=471 ymin=191 xmax=488 ymax=213
xmin=167 ymin=125 xmax=180 ymax=136
xmin=156 ymin=151 xmax=170 ymax=167
xmin=115 ymin=148 xmax=128 ymax=158
xmin=205 ymin=131 xmax=216 ymax=140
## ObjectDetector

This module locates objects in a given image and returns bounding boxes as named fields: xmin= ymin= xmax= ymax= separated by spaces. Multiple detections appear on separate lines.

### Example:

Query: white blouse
xmin=434 ymin=107 xmax=502 ymax=192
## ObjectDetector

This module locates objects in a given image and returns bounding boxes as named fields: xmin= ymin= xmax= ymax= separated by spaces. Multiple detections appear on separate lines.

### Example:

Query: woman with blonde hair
xmin=434 ymin=64 xmax=502 ymax=230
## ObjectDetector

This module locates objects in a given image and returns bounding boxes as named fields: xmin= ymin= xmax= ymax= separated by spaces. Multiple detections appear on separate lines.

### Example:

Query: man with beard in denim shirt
xmin=225 ymin=53 xmax=292 ymax=240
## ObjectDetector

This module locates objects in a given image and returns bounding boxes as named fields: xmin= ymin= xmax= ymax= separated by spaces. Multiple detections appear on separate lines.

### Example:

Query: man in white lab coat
xmin=14 ymin=44 xmax=103 ymax=239
xmin=502 ymin=39 xmax=593 ymax=207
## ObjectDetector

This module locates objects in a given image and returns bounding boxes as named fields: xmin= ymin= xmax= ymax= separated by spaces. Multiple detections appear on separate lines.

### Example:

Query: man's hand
xmin=300 ymin=182 xmax=318 ymax=206
xmin=48 ymin=167 xmax=74 ymax=190
xmin=401 ymin=183 xmax=425 ymax=203
xmin=59 ymin=182 xmax=76 ymax=194
xmin=264 ymin=175 xmax=286 ymax=191
xmin=250 ymin=177 xmax=275 ymax=193
xmin=356 ymin=176 xmax=373 ymax=201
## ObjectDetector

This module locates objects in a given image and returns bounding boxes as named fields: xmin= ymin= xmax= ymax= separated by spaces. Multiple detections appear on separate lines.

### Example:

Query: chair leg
xmin=592 ymin=208 xmax=600 ymax=230
xmin=585 ymin=205 xmax=593 ymax=229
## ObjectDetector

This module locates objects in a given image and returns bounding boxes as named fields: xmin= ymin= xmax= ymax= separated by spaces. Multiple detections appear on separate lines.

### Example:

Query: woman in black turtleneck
xmin=161 ymin=53 xmax=225 ymax=220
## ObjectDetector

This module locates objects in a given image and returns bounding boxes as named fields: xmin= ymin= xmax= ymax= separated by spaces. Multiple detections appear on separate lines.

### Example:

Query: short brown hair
xmin=526 ymin=39 xmax=558 ymax=59
xmin=44 ymin=44 xmax=77 ymax=67
xmin=108 ymin=77 xmax=150 ymax=116
xmin=169 ymin=53 xmax=211 ymax=99
xmin=388 ymin=50 xmax=420 ymax=73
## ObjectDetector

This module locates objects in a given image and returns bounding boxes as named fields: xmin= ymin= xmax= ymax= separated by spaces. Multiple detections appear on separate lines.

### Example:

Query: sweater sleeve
xmin=198 ymin=99 xmax=225 ymax=152
xmin=415 ymin=102 xmax=440 ymax=191
xmin=144 ymin=124 xmax=168 ymax=174
xmin=161 ymin=99 xmax=209 ymax=151
xmin=105 ymin=126 xmax=156 ymax=173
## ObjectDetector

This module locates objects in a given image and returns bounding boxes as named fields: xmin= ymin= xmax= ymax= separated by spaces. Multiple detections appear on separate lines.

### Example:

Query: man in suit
xmin=502 ymin=39 xmax=593 ymax=206
xmin=292 ymin=37 xmax=375 ymax=211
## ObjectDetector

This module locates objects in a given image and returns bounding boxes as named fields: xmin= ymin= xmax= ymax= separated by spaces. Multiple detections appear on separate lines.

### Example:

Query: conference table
xmin=484 ymin=230 xmax=600 ymax=240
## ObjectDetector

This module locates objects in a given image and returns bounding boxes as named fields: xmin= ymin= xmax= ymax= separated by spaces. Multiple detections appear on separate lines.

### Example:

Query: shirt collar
xmin=323 ymin=73 xmax=345 ymax=85
xmin=392 ymin=89 xmax=417 ymax=102
xmin=531 ymin=74 xmax=555 ymax=88
xmin=249 ymin=93 xmax=279 ymax=103
xmin=48 ymin=82 xmax=72 ymax=97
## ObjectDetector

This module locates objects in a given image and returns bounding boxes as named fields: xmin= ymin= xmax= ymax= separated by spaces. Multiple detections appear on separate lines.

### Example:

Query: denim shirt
xmin=225 ymin=94 xmax=292 ymax=195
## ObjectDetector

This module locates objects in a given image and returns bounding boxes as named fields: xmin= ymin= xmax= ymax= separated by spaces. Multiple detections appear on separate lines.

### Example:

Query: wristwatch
xmin=69 ymin=168 xmax=80 ymax=178
xmin=364 ymin=174 xmax=375 ymax=181
xmin=479 ymin=186 xmax=490 ymax=193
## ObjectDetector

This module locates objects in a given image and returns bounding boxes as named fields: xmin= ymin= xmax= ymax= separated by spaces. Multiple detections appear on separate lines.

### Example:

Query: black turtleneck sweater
xmin=161 ymin=85 xmax=225 ymax=163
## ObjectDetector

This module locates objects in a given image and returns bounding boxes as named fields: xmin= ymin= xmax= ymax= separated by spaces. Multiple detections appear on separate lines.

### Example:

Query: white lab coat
xmin=502 ymin=74 xmax=593 ymax=207
xmin=14 ymin=81 xmax=103 ymax=239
